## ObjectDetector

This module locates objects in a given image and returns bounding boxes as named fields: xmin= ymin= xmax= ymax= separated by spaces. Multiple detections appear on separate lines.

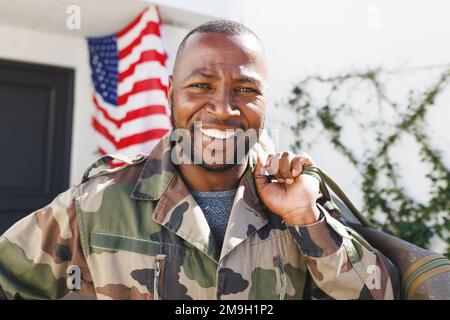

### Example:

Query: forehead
xmin=174 ymin=32 xmax=267 ymax=80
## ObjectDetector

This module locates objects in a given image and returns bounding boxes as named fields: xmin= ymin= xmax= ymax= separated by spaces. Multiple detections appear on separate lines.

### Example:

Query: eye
xmin=190 ymin=83 xmax=211 ymax=89
xmin=236 ymin=87 xmax=258 ymax=93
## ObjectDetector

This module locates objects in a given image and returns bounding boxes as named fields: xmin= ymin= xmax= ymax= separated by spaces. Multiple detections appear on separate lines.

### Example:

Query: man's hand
xmin=253 ymin=151 xmax=321 ymax=226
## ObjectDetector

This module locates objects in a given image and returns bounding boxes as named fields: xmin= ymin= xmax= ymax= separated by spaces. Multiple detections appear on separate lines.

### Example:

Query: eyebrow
xmin=234 ymin=76 xmax=263 ymax=88
xmin=186 ymin=71 xmax=220 ymax=80
xmin=185 ymin=70 xmax=265 ymax=88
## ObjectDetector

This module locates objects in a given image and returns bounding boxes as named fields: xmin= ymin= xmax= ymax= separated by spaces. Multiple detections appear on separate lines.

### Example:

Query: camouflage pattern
xmin=0 ymin=133 xmax=397 ymax=300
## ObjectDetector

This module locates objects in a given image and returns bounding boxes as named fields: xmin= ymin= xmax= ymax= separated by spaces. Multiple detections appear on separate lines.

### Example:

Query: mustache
xmin=171 ymin=99 xmax=246 ymax=131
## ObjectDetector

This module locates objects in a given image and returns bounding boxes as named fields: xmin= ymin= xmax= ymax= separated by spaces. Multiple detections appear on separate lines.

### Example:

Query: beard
xmin=170 ymin=99 xmax=258 ymax=172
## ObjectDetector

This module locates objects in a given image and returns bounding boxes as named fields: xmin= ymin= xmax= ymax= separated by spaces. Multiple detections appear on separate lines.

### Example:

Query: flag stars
xmin=88 ymin=34 xmax=118 ymax=105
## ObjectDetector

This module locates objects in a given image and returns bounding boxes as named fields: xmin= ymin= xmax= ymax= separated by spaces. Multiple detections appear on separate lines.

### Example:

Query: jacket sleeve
xmin=287 ymin=203 xmax=397 ymax=300
xmin=0 ymin=186 xmax=94 ymax=300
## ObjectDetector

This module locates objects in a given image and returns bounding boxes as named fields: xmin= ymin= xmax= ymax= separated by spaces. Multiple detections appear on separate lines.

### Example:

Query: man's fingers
xmin=298 ymin=151 xmax=315 ymax=166
xmin=253 ymin=155 xmax=271 ymax=191
xmin=261 ymin=151 xmax=315 ymax=185
xmin=291 ymin=157 xmax=303 ymax=178
xmin=267 ymin=152 xmax=293 ymax=184
xmin=278 ymin=152 xmax=294 ymax=183
xmin=292 ymin=152 xmax=314 ymax=178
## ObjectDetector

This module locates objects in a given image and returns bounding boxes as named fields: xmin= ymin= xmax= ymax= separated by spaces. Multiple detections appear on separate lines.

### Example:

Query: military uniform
xmin=0 ymin=133 xmax=397 ymax=300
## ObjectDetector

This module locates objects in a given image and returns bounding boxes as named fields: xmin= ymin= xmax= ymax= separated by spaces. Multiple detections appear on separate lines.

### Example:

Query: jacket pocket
xmin=89 ymin=232 xmax=160 ymax=256
xmin=154 ymin=254 xmax=167 ymax=300
xmin=89 ymin=232 xmax=163 ymax=299
xmin=273 ymin=255 xmax=287 ymax=300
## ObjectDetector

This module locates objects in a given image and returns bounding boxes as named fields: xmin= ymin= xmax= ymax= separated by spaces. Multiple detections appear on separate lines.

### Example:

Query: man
xmin=0 ymin=20 xmax=398 ymax=300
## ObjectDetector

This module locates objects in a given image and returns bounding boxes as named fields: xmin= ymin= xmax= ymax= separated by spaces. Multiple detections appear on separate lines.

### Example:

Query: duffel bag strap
xmin=302 ymin=165 xmax=371 ymax=226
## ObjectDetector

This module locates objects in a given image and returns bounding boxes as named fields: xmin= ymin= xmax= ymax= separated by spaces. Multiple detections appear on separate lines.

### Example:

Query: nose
xmin=206 ymin=88 xmax=241 ymax=120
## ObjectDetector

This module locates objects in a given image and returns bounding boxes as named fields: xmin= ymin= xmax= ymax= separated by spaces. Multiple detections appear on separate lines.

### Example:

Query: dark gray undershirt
xmin=191 ymin=189 xmax=237 ymax=250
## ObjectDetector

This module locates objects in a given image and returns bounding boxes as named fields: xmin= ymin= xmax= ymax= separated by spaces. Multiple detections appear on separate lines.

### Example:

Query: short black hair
xmin=176 ymin=20 xmax=260 ymax=57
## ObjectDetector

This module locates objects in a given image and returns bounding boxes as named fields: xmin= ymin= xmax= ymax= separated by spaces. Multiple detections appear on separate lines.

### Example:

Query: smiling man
xmin=0 ymin=20 xmax=398 ymax=300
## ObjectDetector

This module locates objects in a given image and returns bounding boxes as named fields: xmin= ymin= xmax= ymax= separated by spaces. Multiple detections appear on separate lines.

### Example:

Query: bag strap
xmin=302 ymin=165 xmax=371 ymax=226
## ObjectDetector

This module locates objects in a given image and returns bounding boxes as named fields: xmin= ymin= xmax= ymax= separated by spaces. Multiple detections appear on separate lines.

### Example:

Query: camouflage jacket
xmin=0 ymin=134 xmax=397 ymax=300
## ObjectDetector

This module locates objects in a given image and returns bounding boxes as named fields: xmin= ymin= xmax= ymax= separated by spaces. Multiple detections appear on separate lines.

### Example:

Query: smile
xmin=199 ymin=127 xmax=238 ymax=140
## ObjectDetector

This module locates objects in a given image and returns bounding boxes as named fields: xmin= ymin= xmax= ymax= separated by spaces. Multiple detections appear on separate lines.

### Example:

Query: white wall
xmin=242 ymin=0 xmax=450 ymax=252
xmin=161 ymin=24 xmax=189 ymax=75
xmin=149 ymin=0 xmax=245 ymax=22
xmin=0 ymin=22 xmax=189 ymax=185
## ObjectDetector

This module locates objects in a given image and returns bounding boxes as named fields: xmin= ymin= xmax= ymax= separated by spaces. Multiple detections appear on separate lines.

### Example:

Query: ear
xmin=167 ymin=75 xmax=174 ymax=106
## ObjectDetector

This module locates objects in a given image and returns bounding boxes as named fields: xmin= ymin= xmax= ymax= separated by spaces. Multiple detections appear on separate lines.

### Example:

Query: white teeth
xmin=200 ymin=128 xmax=236 ymax=139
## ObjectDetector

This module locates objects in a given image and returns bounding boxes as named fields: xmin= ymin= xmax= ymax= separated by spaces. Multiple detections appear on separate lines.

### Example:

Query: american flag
xmin=87 ymin=6 xmax=171 ymax=165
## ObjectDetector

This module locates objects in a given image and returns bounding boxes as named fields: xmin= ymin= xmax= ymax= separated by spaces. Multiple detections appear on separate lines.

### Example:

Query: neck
xmin=178 ymin=158 xmax=248 ymax=192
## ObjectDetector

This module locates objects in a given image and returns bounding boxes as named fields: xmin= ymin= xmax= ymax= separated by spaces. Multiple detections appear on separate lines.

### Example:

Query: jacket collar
xmin=130 ymin=132 xmax=176 ymax=201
